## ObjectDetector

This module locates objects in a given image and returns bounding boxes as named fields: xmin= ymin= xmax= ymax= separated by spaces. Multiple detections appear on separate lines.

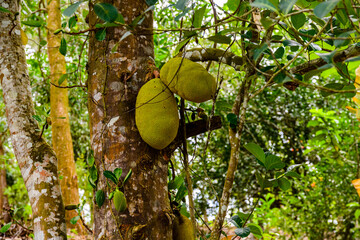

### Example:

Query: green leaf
xmin=123 ymin=169 xmax=132 ymax=185
xmin=89 ymin=165 xmax=98 ymax=183
xmin=278 ymin=177 xmax=291 ymax=191
xmin=226 ymin=0 xmax=240 ymax=11
xmin=285 ymin=171 xmax=301 ymax=179
xmin=175 ymin=182 xmax=188 ymax=202
xmin=63 ymin=1 xmax=83 ymax=17
xmin=68 ymin=15 xmax=77 ymax=28
xmin=230 ymin=215 xmax=243 ymax=228
xmin=0 ymin=222 xmax=12 ymax=233
xmin=58 ymin=74 xmax=67 ymax=85
xmin=120 ymin=31 xmax=132 ymax=42
xmin=193 ymin=6 xmax=206 ymax=28
xmin=283 ymin=39 xmax=302 ymax=47
xmin=253 ymin=44 xmax=268 ymax=61
xmin=40 ymin=40 xmax=47 ymax=46
xmin=355 ymin=209 xmax=360 ymax=219
xmin=313 ymin=0 xmax=340 ymax=19
xmin=273 ymin=47 xmax=285 ymax=59
xmin=250 ymin=0 xmax=277 ymax=12
xmin=168 ymin=176 xmax=184 ymax=190
xmin=94 ymin=3 xmax=118 ymax=23
xmin=227 ymin=113 xmax=238 ymax=130
xmin=146 ymin=0 xmax=158 ymax=6
xmin=345 ymin=56 xmax=360 ymax=63
xmin=291 ymin=12 xmax=306 ymax=29
xmin=95 ymin=28 xmax=107 ymax=41
xmin=234 ymin=227 xmax=251 ymax=237
xmin=342 ymin=84 xmax=356 ymax=98
xmin=316 ymin=51 xmax=337 ymax=64
xmin=113 ymin=190 xmax=127 ymax=212
xmin=114 ymin=168 xmax=122 ymax=180
xmin=334 ymin=31 xmax=355 ymax=47
xmin=0 ymin=6 xmax=11 ymax=13
xmin=104 ymin=170 xmax=118 ymax=184
xmin=95 ymin=190 xmax=105 ymax=208
xmin=175 ymin=38 xmax=190 ymax=54
xmin=264 ymin=154 xmax=285 ymax=170
xmin=21 ymin=20 xmax=43 ymax=27
xmin=175 ymin=0 xmax=190 ymax=10
xmin=248 ymin=223 xmax=263 ymax=238
xmin=321 ymin=82 xmax=344 ymax=97
xmin=59 ymin=37 xmax=67 ymax=56
xmin=244 ymin=143 xmax=265 ymax=163
xmin=115 ymin=13 xmax=125 ymax=24
xmin=208 ymin=34 xmax=232 ymax=44
xmin=260 ymin=17 xmax=275 ymax=29
xmin=88 ymin=176 xmax=96 ymax=189
xmin=279 ymin=0 xmax=297 ymax=14
xmin=32 ymin=115 xmax=42 ymax=122
xmin=70 ymin=216 xmax=80 ymax=225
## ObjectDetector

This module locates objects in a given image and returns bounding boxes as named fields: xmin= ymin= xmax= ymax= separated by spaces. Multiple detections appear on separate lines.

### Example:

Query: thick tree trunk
xmin=0 ymin=1 xmax=67 ymax=238
xmin=0 ymin=141 xmax=10 ymax=223
xmin=46 ymin=0 xmax=83 ymax=233
xmin=88 ymin=1 xmax=172 ymax=239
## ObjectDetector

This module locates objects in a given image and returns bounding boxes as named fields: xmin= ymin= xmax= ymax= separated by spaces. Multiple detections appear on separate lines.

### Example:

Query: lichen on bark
xmin=0 ymin=0 xmax=67 ymax=238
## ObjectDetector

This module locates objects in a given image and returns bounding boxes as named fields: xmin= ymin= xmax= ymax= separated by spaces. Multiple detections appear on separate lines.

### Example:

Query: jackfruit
xmin=135 ymin=78 xmax=179 ymax=150
xmin=160 ymin=57 xmax=216 ymax=103
xmin=173 ymin=214 xmax=195 ymax=240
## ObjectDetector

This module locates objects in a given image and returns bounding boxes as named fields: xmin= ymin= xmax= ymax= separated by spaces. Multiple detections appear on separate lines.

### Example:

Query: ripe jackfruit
xmin=173 ymin=214 xmax=195 ymax=240
xmin=160 ymin=57 xmax=216 ymax=103
xmin=135 ymin=78 xmax=179 ymax=150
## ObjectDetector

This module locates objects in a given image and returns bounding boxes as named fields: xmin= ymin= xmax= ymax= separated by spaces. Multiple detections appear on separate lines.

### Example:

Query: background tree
xmin=0 ymin=0 xmax=66 ymax=238
xmin=46 ymin=0 xmax=83 ymax=233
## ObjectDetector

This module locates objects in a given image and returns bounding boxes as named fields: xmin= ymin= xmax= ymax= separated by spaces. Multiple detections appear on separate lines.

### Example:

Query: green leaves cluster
xmin=229 ymin=214 xmax=263 ymax=239
xmin=94 ymin=168 xmax=132 ymax=212
xmin=244 ymin=142 xmax=301 ymax=191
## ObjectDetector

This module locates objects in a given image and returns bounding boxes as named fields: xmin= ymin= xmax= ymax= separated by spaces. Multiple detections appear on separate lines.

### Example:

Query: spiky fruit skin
xmin=160 ymin=57 xmax=216 ymax=103
xmin=135 ymin=78 xmax=179 ymax=150
xmin=173 ymin=214 xmax=195 ymax=240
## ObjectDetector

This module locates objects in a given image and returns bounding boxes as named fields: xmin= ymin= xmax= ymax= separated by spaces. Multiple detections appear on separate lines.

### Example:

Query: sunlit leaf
xmin=250 ymin=0 xmax=277 ymax=12
xmin=96 ymin=190 xmax=105 ymax=208
xmin=63 ymin=1 xmax=84 ymax=17
xmin=313 ymin=0 xmax=340 ymax=19
xmin=244 ymin=143 xmax=265 ymax=163
xmin=94 ymin=3 xmax=118 ymax=23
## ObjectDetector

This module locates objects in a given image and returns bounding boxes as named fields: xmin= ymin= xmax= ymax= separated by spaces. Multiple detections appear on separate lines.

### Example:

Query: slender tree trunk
xmin=46 ymin=0 xmax=83 ymax=233
xmin=0 ymin=1 xmax=67 ymax=238
xmin=88 ymin=1 xmax=172 ymax=239
xmin=0 ymin=141 xmax=10 ymax=223
xmin=211 ymin=75 xmax=253 ymax=240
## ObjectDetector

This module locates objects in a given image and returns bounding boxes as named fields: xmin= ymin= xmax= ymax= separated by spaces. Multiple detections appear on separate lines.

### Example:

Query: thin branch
xmin=50 ymin=82 xmax=86 ymax=89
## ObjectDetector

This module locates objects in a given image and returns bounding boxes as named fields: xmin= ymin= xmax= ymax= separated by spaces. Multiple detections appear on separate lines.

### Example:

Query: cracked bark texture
xmin=0 ymin=0 xmax=67 ymax=239
xmin=88 ymin=0 xmax=171 ymax=239
xmin=46 ymin=0 xmax=83 ymax=233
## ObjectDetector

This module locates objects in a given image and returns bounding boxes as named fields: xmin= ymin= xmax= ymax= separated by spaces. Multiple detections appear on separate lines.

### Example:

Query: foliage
xmin=2 ymin=0 xmax=360 ymax=238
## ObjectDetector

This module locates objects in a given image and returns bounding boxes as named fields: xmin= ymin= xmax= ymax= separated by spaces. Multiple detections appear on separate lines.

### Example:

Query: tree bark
xmin=0 ymin=140 xmax=10 ymax=223
xmin=0 ymin=1 xmax=67 ymax=238
xmin=46 ymin=0 xmax=83 ymax=233
xmin=88 ymin=1 xmax=172 ymax=239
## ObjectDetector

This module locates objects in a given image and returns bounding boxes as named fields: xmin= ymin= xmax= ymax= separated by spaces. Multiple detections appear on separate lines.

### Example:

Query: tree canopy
xmin=1 ymin=0 xmax=360 ymax=239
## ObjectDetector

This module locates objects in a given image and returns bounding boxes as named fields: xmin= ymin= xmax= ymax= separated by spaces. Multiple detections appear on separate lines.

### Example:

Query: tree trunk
xmin=46 ymin=0 xmax=83 ymax=233
xmin=0 ymin=141 xmax=10 ymax=223
xmin=211 ymin=75 xmax=253 ymax=240
xmin=88 ymin=1 xmax=172 ymax=239
xmin=0 ymin=1 xmax=67 ymax=238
